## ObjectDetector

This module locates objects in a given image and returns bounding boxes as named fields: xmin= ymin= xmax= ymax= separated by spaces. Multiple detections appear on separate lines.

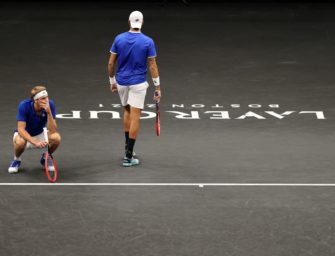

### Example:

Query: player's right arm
xmin=108 ymin=53 xmax=118 ymax=93
xmin=17 ymin=121 xmax=47 ymax=148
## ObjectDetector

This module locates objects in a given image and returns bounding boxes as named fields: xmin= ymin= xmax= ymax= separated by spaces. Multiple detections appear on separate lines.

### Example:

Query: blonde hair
xmin=30 ymin=85 xmax=47 ymax=100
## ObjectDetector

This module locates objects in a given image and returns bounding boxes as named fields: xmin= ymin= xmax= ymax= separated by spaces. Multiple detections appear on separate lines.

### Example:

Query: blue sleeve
xmin=110 ymin=37 xmax=118 ymax=54
xmin=49 ymin=100 xmax=56 ymax=119
xmin=16 ymin=102 xmax=27 ymax=122
xmin=148 ymin=39 xmax=157 ymax=58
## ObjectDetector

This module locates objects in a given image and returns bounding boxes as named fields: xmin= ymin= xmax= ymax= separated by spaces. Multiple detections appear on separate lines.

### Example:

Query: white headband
xmin=33 ymin=90 xmax=48 ymax=100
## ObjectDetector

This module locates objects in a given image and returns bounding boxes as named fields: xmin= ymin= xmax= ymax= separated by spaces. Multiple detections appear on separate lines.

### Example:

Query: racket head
xmin=44 ymin=151 xmax=58 ymax=183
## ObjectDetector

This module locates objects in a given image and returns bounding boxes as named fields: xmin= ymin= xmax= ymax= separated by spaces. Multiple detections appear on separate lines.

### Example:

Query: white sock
xmin=14 ymin=156 xmax=22 ymax=161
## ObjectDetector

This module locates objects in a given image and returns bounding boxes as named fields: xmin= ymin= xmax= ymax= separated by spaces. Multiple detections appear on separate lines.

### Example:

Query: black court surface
xmin=1 ymin=1 xmax=335 ymax=255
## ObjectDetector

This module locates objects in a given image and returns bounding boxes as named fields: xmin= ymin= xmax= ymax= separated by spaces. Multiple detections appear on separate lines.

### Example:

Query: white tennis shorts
xmin=117 ymin=82 xmax=149 ymax=109
xmin=13 ymin=131 xmax=45 ymax=149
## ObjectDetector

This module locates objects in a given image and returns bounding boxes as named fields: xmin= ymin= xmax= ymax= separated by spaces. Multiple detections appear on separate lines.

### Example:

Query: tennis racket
xmin=43 ymin=128 xmax=58 ymax=183
xmin=155 ymin=91 xmax=161 ymax=136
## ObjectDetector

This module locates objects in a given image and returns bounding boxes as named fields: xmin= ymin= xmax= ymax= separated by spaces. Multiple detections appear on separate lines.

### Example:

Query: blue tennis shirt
xmin=110 ymin=32 xmax=157 ymax=85
xmin=16 ymin=99 xmax=56 ymax=136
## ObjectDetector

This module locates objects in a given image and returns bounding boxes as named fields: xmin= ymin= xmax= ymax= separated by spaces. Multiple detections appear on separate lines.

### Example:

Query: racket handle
xmin=154 ymin=91 xmax=161 ymax=104
xmin=43 ymin=127 xmax=49 ymax=143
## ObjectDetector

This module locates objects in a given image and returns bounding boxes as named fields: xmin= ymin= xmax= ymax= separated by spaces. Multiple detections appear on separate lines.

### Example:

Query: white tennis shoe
xmin=8 ymin=160 xmax=21 ymax=173
xmin=123 ymin=157 xmax=139 ymax=167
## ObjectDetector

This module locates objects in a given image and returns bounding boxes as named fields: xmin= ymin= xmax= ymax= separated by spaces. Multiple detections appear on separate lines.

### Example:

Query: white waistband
xmin=117 ymin=81 xmax=148 ymax=87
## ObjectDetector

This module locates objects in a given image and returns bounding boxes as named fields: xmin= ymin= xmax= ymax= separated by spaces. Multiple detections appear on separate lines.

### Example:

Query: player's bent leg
xmin=14 ymin=134 xmax=27 ymax=155
xmin=8 ymin=134 xmax=26 ymax=173
xmin=48 ymin=132 xmax=61 ymax=154
xmin=40 ymin=132 xmax=60 ymax=171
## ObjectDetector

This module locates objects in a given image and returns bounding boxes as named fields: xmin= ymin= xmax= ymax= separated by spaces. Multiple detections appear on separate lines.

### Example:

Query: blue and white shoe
xmin=123 ymin=157 xmax=140 ymax=167
xmin=123 ymin=151 xmax=137 ymax=161
xmin=40 ymin=154 xmax=55 ymax=172
xmin=8 ymin=160 xmax=21 ymax=174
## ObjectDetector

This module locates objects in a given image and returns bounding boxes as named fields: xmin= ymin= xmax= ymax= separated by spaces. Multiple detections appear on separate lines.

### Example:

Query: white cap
xmin=129 ymin=11 xmax=143 ymax=29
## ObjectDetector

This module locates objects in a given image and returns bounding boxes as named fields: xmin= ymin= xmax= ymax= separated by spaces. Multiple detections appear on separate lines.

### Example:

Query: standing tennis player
xmin=108 ymin=10 xmax=162 ymax=167
xmin=8 ymin=85 xmax=61 ymax=173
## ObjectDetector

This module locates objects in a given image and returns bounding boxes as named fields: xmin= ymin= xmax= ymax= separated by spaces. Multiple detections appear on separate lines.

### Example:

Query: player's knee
xmin=15 ymin=136 xmax=27 ymax=147
xmin=49 ymin=132 xmax=61 ymax=145
xmin=130 ymin=107 xmax=141 ymax=119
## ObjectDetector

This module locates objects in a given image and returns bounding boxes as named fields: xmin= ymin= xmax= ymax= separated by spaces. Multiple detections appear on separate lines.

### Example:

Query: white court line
xmin=0 ymin=183 xmax=335 ymax=186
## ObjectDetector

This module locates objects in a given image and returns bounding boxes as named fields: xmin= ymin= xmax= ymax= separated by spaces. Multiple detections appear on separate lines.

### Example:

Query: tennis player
xmin=8 ymin=86 xmax=61 ymax=173
xmin=108 ymin=10 xmax=162 ymax=167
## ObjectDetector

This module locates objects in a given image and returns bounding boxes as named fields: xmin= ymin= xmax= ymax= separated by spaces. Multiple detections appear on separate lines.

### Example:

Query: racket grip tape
xmin=43 ymin=127 xmax=49 ymax=143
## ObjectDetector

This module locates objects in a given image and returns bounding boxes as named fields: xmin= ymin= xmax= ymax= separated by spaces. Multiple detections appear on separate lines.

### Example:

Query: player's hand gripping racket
xmin=155 ymin=91 xmax=161 ymax=136
xmin=43 ymin=128 xmax=58 ymax=183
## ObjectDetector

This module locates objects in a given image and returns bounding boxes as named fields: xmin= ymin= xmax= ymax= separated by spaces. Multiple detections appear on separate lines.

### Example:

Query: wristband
xmin=152 ymin=77 xmax=160 ymax=86
xmin=109 ymin=76 xmax=116 ymax=85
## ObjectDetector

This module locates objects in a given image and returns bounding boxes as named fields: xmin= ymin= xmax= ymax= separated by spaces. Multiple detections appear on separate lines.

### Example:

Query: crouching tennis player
xmin=8 ymin=85 xmax=61 ymax=173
